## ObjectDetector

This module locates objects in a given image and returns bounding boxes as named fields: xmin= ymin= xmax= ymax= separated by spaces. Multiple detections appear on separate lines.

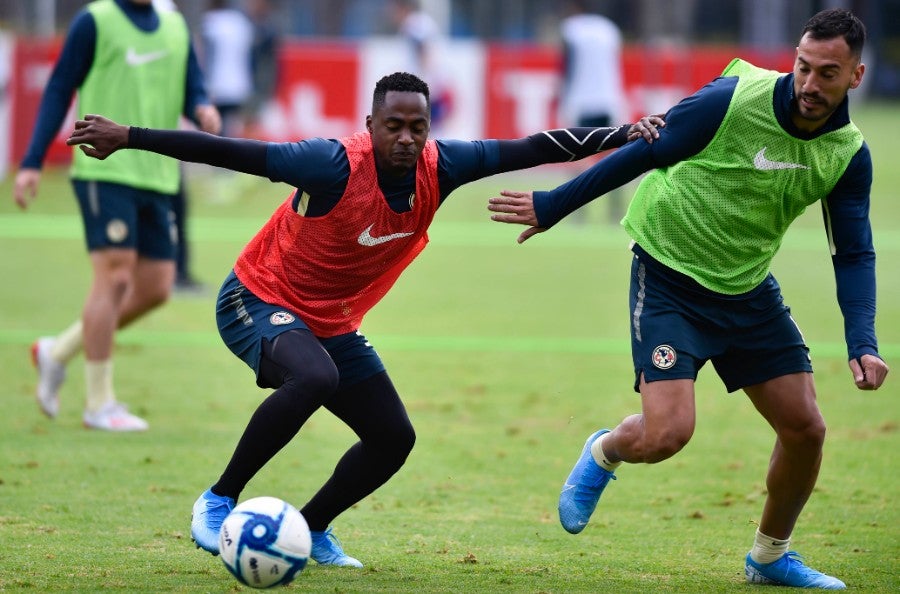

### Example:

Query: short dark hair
xmin=372 ymin=72 xmax=430 ymax=111
xmin=802 ymin=8 xmax=866 ymax=60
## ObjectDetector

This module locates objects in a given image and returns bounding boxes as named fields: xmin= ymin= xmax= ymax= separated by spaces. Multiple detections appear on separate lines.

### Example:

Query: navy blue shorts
xmin=215 ymin=270 xmax=386 ymax=388
xmin=629 ymin=246 xmax=812 ymax=393
xmin=72 ymin=179 xmax=177 ymax=259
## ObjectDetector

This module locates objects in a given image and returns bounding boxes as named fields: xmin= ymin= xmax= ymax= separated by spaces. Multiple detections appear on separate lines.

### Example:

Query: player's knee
xmin=779 ymin=414 xmax=826 ymax=452
xmin=394 ymin=422 xmax=416 ymax=459
xmin=294 ymin=364 xmax=340 ymax=399
xmin=641 ymin=427 xmax=692 ymax=463
xmin=146 ymin=284 xmax=172 ymax=309
xmin=378 ymin=420 xmax=416 ymax=466
xmin=102 ymin=268 xmax=133 ymax=300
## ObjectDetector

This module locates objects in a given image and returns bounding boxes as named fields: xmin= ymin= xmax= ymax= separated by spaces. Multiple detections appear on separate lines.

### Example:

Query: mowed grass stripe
xmin=0 ymin=328 xmax=893 ymax=359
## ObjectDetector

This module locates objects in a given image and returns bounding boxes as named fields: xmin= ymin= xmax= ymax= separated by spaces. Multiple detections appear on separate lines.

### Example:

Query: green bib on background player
xmin=71 ymin=0 xmax=188 ymax=194
xmin=622 ymin=58 xmax=863 ymax=294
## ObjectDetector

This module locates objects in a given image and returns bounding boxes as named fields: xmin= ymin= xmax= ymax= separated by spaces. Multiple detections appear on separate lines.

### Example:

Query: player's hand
xmin=67 ymin=114 xmax=130 ymax=160
xmin=195 ymin=104 xmax=222 ymax=135
xmin=849 ymin=354 xmax=889 ymax=390
xmin=13 ymin=168 xmax=41 ymax=209
xmin=488 ymin=190 xmax=546 ymax=244
xmin=627 ymin=114 xmax=666 ymax=143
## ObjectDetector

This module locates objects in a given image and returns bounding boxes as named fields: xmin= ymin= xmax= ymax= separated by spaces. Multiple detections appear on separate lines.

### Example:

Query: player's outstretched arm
xmin=487 ymin=190 xmax=544 ymax=244
xmin=66 ymin=114 xmax=129 ymax=159
xmin=492 ymin=113 xmax=667 ymax=176
xmin=68 ymin=113 xmax=269 ymax=176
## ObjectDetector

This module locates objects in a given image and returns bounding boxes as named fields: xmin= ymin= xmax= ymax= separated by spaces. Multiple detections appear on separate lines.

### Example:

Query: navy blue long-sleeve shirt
xmin=127 ymin=124 xmax=632 ymax=214
xmin=531 ymin=72 xmax=878 ymax=361
xmin=21 ymin=0 xmax=209 ymax=169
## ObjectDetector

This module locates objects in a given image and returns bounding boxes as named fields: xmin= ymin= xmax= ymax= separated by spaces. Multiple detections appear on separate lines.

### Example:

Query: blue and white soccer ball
xmin=219 ymin=496 xmax=311 ymax=589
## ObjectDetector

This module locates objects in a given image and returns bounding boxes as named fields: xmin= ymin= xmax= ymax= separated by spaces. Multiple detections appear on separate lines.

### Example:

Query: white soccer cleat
xmin=31 ymin=337 xmax=67 ymax=418
xmin=83 ymin=401 xmax=149 ymax=432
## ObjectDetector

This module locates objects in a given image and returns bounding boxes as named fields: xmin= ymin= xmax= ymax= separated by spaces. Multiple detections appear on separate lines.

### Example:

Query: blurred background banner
xmin=0 ymin=31 xmax=10 ymax=179
xmin=1 ymin=0 xmax=897 ymax=167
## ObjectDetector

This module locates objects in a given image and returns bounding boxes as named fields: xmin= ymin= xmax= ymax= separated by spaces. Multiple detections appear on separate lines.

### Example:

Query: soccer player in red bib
xmin=68 ymin=71 xmax=662 ymax=567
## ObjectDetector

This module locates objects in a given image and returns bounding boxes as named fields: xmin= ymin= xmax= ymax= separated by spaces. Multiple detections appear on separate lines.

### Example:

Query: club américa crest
xmin=652 ymin=344 xmax=677 ymax=370
xmin=269 ymin=311 xmax=295 ymax=326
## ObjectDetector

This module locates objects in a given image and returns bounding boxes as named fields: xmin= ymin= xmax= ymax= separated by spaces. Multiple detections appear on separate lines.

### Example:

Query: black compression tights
xmin=211 ymin=329 xmax=416 ymax=531
xmin=300 ymin=370 xmax=416 ymax=530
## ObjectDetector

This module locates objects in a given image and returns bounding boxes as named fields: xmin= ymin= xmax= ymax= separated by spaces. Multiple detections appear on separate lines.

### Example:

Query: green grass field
xmin=0 ymin=102 xmax=898 ymax=592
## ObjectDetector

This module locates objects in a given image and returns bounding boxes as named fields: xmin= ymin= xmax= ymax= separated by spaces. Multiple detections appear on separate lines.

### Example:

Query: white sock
xmin=589 ymin=433 xmax=621 ymax=472
xmin=85 ymin=359 xmax=115 ymax=413
xmin=750 ymin=529 xmax=790 ymax=565
xmin=51 ymin=320 xmax=83 ymax=363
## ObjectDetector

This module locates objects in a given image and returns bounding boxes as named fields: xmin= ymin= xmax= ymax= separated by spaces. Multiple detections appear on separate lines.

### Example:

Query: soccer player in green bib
xmin=488 ymin=8 xmax=888 ymax=590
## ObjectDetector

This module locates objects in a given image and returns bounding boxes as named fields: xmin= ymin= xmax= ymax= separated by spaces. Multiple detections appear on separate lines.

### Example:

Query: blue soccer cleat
xmin=745 ymin=552 xmax=846 ymax=589
xmin=310 ymin=527 xmax=363 ymax=568
xmin=191 ymin=488 xmax=236 ymax=555
xmin=558 ymin=429 xmax=616 ymax=534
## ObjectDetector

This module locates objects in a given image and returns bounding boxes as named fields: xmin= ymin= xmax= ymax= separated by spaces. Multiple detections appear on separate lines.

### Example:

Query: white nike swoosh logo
xmin=357 ymin=224 xmax=414 ymax=246
xmin=753 ymin=147 xmax=810 ymax=171
xmin=125 ymin=48 xmax=169 ymax=67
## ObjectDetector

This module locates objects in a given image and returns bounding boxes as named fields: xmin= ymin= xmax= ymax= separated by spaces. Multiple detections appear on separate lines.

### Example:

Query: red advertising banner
xmin=483 ymin=43 xmax=561 ymax=139
xmin=10 ymin=37 xmax=70 ymax=166
xmin=251 ymin=39 xmax=360 ymax=141
xmin=6 ymin=36 xmax=795 ymax=166
xmin=622 ymin=45 xmax=795 ymax=118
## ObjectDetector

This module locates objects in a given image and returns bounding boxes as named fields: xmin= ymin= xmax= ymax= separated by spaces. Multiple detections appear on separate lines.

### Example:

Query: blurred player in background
xmin=12 ymin=0 xmax=220 ymax=431
xmin=243 ymin=0 xmax=281 ymax=135
xmin=558 ymin=0 xmax=626 ymax=223
xmin=154 ymin=0 xmax=210 ymax=294
xmin=201 ymin=0 xmax=255 ymax=138
xmin=389 ymin=0 xmax=453 ymax=136
xmin=489 ymin=8 xmax=887 ymax=589
xmin=66 ymin=72 xmax=663 ymax=566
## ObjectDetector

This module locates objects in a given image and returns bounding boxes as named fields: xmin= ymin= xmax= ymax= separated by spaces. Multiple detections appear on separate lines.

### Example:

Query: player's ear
xmin=849 ymin=62 xmax=865 ymax=90
xmin=366 ymin=115 xmax=373 ymax=133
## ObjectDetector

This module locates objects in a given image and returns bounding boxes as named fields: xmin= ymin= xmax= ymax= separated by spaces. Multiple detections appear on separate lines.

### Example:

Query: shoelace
xmin=317 ymin=528 xmax=340 ymax=546
xmin=313 ymin=527 xmax=349 ymax=557
xmin=580 ymin=465 xmax=616 ymax=488
xmin=205 ymin=497 xmax=233 ymax=522
xmin=781 ymin=551 xmax=815 ymax=574
xmin=763 ymin=551 xmax=828 ymax=581
xmin=572 ymin=469 xmax=615 ymax=505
